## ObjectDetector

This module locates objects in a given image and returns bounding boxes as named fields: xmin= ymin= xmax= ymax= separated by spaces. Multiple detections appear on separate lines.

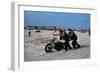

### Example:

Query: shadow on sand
xmin=80 ymin=44 xmax=90 ymax=48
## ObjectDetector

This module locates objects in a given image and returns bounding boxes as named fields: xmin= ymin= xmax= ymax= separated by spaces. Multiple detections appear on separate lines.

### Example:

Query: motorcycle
xmin=45 ymin=38 xmax=65 ymax=53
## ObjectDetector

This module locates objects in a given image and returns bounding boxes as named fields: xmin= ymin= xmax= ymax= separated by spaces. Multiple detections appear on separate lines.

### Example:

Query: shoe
xmin=69 ymin=47 xmax=72 ymax=50
xmin=77 ymin=45 xmax=80 ymax=48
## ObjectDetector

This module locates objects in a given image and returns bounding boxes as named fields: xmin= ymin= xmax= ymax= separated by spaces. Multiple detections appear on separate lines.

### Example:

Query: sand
xmin=24 ymin=30 xmax=90 ymax=62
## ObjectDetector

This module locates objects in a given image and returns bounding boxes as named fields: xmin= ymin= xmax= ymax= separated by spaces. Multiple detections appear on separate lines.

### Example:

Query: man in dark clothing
xmin=88 ymin=29 xmax=90 ymax=36
xmin=59 ymin=29 xmax=72 ymax=51
xmin=68 ymin=29 xmax=80 ymax=49
xmin=28 ymin=27 xmax=32 ymax=37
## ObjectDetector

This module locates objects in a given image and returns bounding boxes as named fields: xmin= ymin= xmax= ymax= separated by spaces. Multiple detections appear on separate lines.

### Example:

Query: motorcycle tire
xmin=45 ymin=43 xmax=53 ymax=53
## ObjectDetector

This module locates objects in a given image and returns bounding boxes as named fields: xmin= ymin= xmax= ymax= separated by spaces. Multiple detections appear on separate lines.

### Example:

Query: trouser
xmin=64 ymin=41 xmax=72 ymax=51
xmin=29 ymin=32 xmax=31 ymax=37
xmin=72 ymin=40 xmax=80 ymax=49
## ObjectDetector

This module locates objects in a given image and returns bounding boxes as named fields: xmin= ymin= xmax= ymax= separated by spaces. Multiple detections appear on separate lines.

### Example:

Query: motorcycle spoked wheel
xmin=45 ymin=43 xmax=53 ymax=53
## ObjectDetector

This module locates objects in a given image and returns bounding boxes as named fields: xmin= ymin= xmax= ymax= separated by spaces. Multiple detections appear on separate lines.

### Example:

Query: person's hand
xmin=59 ymin=40 xmax=65 ymax=43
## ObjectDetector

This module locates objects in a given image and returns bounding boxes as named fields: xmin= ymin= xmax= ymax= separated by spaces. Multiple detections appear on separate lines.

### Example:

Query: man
xmin=28 ymin=27 xmax=32 ymax=37
xmin=68 ymin=29 xmax=80 ymax=49
xmin=59 ymin=29 xmax=72 ymax=51
xmin=52 ymin=27 xmax=60 ymax=41
xmin=88 ymin=29 xmax=90 ymax=36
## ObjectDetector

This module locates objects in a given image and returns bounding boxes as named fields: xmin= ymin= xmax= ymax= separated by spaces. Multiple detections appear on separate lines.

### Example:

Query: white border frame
xmin=11 ymin=2 xmax=96 ymax=71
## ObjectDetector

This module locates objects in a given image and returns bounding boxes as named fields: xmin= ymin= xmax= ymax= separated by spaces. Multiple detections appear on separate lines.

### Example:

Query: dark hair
xmin=68 ymin=29 xmax=72 ymax=31
xmin=59 ymin=29 xmax=63 ymax=34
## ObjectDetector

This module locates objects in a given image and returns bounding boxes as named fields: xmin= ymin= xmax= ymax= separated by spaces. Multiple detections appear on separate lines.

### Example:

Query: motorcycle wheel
xmin=45 ymin=43 xmax=53 ymax=53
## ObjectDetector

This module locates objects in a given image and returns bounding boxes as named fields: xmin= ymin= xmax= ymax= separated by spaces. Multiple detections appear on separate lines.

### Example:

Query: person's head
xmin=68 ymin=29 xmax=73 ymax=32
xmin=59 ymin=29 xmax=63 ymax=34
xmin=59 ymin=29 xmax=65 ymax=37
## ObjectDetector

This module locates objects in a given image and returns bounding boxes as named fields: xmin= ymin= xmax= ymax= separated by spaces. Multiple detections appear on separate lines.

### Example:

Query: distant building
xmin=25 ymin=25 xmax=57 ymax=30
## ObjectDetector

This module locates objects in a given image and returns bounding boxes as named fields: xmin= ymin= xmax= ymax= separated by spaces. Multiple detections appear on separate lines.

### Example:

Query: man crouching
xmin=68 ymin=29 xmax=80 ymax=49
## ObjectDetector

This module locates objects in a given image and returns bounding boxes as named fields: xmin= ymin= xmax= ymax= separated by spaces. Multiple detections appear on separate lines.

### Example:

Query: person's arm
xmin=53 ymin=32 xmax=59 ymax=36
xmin=68 ymin=32 xmax=73 ymax=41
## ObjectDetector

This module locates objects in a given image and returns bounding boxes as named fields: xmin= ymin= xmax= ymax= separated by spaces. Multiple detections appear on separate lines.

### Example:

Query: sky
xmin=24 ymin=11 xmax=90 ymax=30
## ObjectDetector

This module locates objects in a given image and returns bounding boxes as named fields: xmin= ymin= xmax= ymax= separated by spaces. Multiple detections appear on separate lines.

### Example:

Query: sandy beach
xmin=24 ymin=30 xmax=90 ymax=62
